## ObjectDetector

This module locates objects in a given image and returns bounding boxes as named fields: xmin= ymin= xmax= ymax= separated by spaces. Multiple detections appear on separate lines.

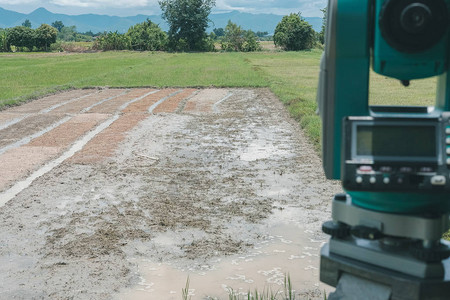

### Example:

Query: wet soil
xmin=0 ymin=88 xmax=340 ymax=299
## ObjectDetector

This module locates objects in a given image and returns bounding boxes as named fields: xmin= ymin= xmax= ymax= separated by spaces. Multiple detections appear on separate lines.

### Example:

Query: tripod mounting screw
xmin=322 ymin=221 xmax=351 ymax=238
xmin=351 ymin=225 xmax=383 ymax=240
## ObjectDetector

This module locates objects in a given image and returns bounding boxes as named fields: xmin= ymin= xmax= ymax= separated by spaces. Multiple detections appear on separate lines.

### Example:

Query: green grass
xmin=0 ymin=50 xmax=438 ymax=150
xmin=0 ymin=51 xmax=266 ymax=109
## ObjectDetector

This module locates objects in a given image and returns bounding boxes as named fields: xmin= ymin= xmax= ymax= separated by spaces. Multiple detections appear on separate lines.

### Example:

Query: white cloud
xmin=0 ymin=0 xmax=37 ymax=4
xmin=50 ymin=0 xmax=154 ymax=8
xmin=0 ymin=0 xmax=326 ymax=17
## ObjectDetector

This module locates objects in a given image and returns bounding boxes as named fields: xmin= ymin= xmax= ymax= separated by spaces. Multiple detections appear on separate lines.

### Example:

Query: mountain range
xmin=0 ymin=7 xmax=323 ymax=34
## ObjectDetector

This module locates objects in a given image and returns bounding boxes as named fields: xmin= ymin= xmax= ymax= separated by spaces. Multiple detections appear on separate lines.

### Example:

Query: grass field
xmin=0 ymin=49 xmax=438 ymax=151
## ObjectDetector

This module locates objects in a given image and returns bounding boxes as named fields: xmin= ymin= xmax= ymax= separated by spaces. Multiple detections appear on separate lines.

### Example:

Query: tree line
xmin=0 ymin=0 xmax=324 ymax=53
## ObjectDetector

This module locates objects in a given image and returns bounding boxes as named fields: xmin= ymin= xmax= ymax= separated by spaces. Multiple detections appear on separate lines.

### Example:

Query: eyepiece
xmin=379 ymin=0 xmax=449 ymax=53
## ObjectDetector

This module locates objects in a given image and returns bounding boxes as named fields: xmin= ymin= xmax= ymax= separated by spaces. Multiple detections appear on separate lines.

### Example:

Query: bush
xmin=274 ymin=13 xmax=315 ymax=51
xmin=93 ymin=31 xmax=131 ymax=51
xmin=220 ymin=20 xmax=261 ymax=52
xmin=127 ymin=19 xmax=167 ymax=51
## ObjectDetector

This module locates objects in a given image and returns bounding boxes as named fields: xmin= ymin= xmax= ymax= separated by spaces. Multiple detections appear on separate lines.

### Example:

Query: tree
xmin=159 ymin=0 xmax=215 ymax=51
xmin=213 ymin=28 xmax=224 ymax=38
xmin=51 ymin=21 xmax=65 ymax=32
xmin=58 ymin=26 xmax=77 ymax=41
xmin=0 ymin=28 xmax=10 ymax=52
xmin=22 ymin=19 xmax=32 ymax=28
xmin=319 ymin=8 xmax=327 ymax=44
xmin=35 ymin=24 xmax=58 ymax=51
xmin=274 ymin=13 xmax=315 ymax=51
xmin=220 ymin=20 xmax=261 ymax=52
xmin=127 ymin=19 xmax=167 ymax=51
xmin=256 ymin=31 xmax=268 ymax=38
xmin=7 ymin=26 xmax=35 ymax=51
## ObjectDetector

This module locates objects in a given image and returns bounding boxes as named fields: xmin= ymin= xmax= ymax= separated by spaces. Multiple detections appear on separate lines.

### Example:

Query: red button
xmin=359 ymin=166 xmax=373 ymax=172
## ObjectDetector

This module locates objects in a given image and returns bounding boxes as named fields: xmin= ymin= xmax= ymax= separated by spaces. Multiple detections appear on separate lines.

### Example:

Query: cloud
xmin=50 ymin=0 xmax=154 ymax=8
xmin=0 ymin=0 xmax=326 ymax=17
xmin=215 ymin=0 xmax=326 ymax=16
xmin=0 ymin=0 xmax=37 ymax=4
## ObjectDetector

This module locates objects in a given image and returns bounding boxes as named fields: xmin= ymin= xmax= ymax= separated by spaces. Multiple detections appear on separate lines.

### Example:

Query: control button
xmin=447 ymin=158 xmax=450 ymax=165
xmin=383 ymin=177 xmax=390 ymax=184
xmin=447 ymin=137 xmax=450 ymax=144
xmin=431 ymin=175 xmax=446 ymax=186
xmin=379 ymin=166 xmax=392 ymax=173
xmin=370 ymin=177 xmax=377 ymax=184
xmin=356 ymin=176 xmax=363 ymax=184
xmin=447 ymin=147 xmax=450 ymax=155
xmin=419 ymin=167 xmax=434 ymax=173
xmin=446 ymin=127 xmax=450 ymax=135
xmin=358 ymin=166 xmax=373 ymax=173
xmin=400 ymin=167 xmax=413 ymax=173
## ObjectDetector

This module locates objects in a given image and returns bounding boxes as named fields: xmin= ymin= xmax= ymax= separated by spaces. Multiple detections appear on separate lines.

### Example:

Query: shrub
xmin=93 ymin=31 xmax=131 ymax=51
xmin=274 ymin=13 xmax=315 ymax=51
xmin=127 ymin=19 xmax=167 ymax=51
xmin=220 ymin=20 xmax=261 ymax=52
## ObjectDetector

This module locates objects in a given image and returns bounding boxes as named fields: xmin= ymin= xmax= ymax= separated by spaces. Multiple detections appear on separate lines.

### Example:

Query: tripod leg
xmin=328 ymin=273 xmax=392 ymax=300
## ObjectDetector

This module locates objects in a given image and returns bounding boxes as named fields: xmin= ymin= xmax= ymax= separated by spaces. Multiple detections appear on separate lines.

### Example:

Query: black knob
xmin=410 ymin=243 xmax=450 ymax=262
xmin=322 ymin=221 xmax=351 ymax=238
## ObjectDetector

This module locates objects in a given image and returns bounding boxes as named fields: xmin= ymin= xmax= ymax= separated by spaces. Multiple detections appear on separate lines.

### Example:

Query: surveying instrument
xmin=317 ymin=0 xmax=450 ymax=298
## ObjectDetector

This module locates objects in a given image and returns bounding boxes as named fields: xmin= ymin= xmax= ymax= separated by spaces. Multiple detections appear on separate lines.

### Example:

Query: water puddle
xmin=115 ymin=208 xmax=331 ymax=300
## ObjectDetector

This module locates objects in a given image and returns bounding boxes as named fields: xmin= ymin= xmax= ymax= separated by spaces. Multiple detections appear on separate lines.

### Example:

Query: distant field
xmin=0 ymin=50 xmax=437 ymax=149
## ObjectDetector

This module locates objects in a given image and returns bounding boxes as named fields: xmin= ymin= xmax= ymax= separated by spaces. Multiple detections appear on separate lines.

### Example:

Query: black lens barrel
xmin=379 ymin=0 xmax=449 ymax=53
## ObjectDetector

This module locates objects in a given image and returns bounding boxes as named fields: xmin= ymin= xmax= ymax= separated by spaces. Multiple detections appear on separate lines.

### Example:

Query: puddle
xmin=115 ymin=208 xmax=331 ymax=300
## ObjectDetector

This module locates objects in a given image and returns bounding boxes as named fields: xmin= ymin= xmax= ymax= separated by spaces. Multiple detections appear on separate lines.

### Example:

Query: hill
xmin=0 ymin=7 xmax=322 ymax=34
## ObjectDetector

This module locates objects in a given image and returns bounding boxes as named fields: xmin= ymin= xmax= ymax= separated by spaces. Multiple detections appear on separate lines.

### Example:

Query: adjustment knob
xmin=410 ymin=243 xmax=450 ymax=262
xmin=351 ymin=225 xmax=383 ymax=240
xmin=322 ymin=221 xmax=351 ymax=238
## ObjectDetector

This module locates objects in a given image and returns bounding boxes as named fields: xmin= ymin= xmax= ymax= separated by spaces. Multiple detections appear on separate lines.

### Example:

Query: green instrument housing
xmin=318 ymin=0 xmax=450 ymax=213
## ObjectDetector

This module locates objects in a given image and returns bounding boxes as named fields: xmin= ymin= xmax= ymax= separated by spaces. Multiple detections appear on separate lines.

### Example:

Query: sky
xmin=0 ymin=0 xmax=327 ymax=17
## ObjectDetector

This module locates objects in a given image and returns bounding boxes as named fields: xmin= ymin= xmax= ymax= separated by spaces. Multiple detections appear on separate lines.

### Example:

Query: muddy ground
xmin=0 ymin=88 xmax=340 ymax=299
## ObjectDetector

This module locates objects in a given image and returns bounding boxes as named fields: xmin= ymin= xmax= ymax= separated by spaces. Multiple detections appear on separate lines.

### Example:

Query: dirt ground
xmin=0 ymin=88 xmax=340 ymax=299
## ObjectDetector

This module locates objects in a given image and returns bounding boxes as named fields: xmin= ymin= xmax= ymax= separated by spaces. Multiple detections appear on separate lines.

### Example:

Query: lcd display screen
xmin=356 ymin=125 xmax=436 ymax=158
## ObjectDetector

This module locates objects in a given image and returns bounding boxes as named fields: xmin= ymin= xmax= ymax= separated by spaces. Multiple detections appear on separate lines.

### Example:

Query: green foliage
xmin=7 ymin=26 xmax=35 ymax=51
xmin=22 ymin=19 xmax=32 ymax=28
xmin=213 ymin=27 xmax=225 ymax=38
xmin=274 ymin=13 xmax=315 ymax=51
xmin=94 ymin=31 xmax=131 ymax=51
xmin=126 ymin=19 xmax=167 ymax=51
xmin=159 ymin=0 xmax=215 ymax=51
xmin=256 ymin=31 xmax=268 ymax=38
xmin=51 ymin=20 xmax=65 ymax=32
xmin=35 ymin=24 xmax=58 ymax=51
xmin=220 ymin=20 xmax=262 ymax=52
xmin=318 ymin=8 xmax=327 ymax=44
xmin=182 ymin=276 xmax=191 ymax=300
xmin=58 ymin=26 xmax=77 ymax=41
xmin=0 ymin=28 xmax=10 ymax=52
